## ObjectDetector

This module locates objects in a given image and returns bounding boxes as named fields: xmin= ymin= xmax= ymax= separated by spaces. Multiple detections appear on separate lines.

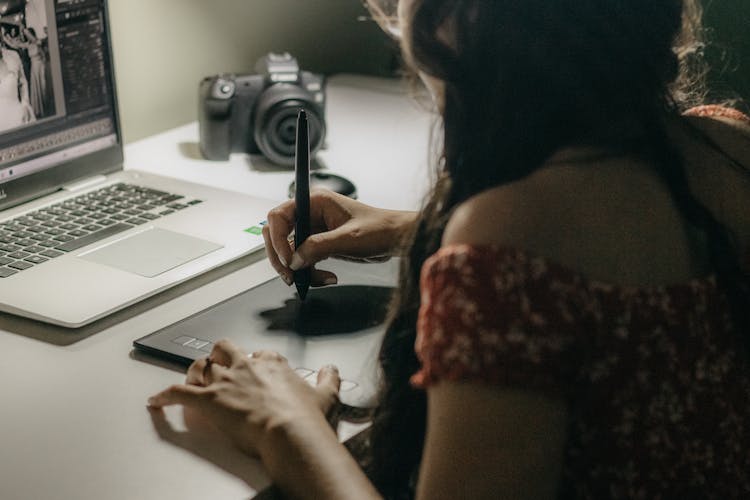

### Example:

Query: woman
xmin=22 ymin=27 xmax=46 ymax=118
xmin=150 ymin=1 xmax=750 ymax=498
xmin=0 ymin=27 xmax=35 ymax=132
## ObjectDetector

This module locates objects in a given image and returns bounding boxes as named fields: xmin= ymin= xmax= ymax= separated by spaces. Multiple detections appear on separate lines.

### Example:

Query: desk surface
xmin=0 ymin=75 xmax=432 ymax=500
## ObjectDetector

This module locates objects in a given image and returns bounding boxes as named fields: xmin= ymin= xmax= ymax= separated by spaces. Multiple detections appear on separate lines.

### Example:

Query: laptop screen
xmin=0 ymin=0 xmax=119 ymax=199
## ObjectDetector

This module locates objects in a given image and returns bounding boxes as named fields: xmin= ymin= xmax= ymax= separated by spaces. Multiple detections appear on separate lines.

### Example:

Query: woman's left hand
xmin=148 ymin=339 xmax=341 ymax=457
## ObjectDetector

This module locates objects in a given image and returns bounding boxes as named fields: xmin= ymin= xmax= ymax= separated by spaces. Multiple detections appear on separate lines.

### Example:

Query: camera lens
xmin=253 ymin=84 xmax=325 ymax=166
xmin=277 ymin=116 xmax=297 ymax=145
xmin=266 ymin=107 xmax=301 ymax=158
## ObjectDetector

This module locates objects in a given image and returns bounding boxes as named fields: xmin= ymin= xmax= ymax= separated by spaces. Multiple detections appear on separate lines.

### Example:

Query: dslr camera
xmin=199 ymin=53 xmax=326 ymax=166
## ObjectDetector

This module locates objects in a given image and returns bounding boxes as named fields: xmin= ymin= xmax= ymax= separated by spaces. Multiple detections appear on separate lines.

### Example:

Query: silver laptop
xmin=0 ymin=0 xmax=275 ymax=327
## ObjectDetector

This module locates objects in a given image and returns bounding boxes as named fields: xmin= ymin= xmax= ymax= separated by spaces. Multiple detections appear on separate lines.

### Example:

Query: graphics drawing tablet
xmin=134 ymin=259 xmax=399 ymax=408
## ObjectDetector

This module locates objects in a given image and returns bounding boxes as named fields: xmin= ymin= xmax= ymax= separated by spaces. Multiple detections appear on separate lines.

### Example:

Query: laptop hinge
xmin=61 ymin=175 xmax=109 ymax=193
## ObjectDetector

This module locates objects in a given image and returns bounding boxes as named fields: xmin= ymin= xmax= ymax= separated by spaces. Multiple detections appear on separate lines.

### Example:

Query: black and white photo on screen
xmin=0 ymin=0 xmax=54 ymax=133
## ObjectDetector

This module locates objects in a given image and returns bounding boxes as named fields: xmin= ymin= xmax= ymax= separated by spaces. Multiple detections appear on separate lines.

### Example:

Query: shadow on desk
xmin=177 ymin=141 xmax=204 ymax=160
xmin=0 ymin=252 xmax=266 ymax=347
xmin=149 ymin=405 xmax=283 ymax=500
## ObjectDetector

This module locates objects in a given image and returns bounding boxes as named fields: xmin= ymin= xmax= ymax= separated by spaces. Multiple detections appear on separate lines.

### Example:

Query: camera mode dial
xmin=211 ymin=76 xmax=236 ymax=100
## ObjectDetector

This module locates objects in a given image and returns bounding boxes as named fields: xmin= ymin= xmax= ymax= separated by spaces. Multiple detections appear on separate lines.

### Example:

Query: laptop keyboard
xmin=0 ymin=183 xmax=203 ymax=278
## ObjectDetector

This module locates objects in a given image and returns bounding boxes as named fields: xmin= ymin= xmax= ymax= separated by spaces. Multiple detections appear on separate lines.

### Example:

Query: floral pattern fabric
xmin=684 ymin=105 xmax=750 ymax=125
xmin=412 ymin=244 xmax=750 ymax=499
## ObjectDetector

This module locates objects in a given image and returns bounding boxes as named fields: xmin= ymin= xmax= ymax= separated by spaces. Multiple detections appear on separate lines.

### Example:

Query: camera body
xmin=199 ymin=53 xmax=326 ymax=166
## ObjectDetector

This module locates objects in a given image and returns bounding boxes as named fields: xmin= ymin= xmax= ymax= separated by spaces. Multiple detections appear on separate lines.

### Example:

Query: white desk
xmin=0 ymin=75 xmax=432 ymax=500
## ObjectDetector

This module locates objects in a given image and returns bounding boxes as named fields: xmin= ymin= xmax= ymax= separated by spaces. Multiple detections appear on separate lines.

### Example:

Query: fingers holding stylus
xmin=263 ymin=226 xmax=338 ymax=288
xmin=310 ymin=268 xmax=338 ymax=287
xmin=264 ymin=199 xmax=341 ymax=288
xmin=265 ymin=201 xmax=296 ymax=268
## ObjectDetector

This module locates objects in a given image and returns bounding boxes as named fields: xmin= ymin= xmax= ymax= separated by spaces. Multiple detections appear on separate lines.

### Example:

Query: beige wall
xmin=108 ymin=0 xmax=395 ymax=143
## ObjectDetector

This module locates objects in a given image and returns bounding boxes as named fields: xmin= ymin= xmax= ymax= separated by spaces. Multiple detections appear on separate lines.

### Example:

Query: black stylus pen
xmin=294 ymin=109 xmax=311 ymax=300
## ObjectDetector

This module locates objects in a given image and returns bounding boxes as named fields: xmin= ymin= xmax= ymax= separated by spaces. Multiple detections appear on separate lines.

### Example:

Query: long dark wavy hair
xmin=359 ymin=1 xmax=750 ymax=497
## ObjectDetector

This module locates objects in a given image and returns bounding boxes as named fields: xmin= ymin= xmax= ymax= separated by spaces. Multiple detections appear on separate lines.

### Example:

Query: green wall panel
xmin=704 ymin=0 xmax=750 ymax=104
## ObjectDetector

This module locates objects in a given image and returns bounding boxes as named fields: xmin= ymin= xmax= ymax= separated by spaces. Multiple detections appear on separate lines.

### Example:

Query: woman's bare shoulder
xmin=681 ymin=108 xmax=750 ymax=165
xmin=443 ymin=165 xmax=600 ymax=257
xmin=443 ymin=175 xmax=550 ymax=249
xmin=678 ymin=110 xmax=750 ymax=255
xmin=443 ymin=159 xmax=697 ymax=285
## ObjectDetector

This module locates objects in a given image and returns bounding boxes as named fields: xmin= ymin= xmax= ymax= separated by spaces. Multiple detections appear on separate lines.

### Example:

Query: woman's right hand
xmin=263 ymin=189 xmax=416 ymax=287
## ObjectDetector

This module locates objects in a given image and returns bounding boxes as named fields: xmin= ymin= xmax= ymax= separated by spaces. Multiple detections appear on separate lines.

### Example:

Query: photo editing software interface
xmin=0 ymin=0 xmax=117 ymax=185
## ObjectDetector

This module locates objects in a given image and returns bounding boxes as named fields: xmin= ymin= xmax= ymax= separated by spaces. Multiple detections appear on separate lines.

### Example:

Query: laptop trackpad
xmin=81 ymin=228 xmax=223 ymax=277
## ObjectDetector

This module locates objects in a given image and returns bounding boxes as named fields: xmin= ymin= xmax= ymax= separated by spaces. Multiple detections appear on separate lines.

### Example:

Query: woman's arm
xmin=22 ymin=28 xmax=38 ymax=45
xmin=15 ymin=58 xmax=34 ymax=122
xmin=412 ymin=182 xmax=570 ymax=499
xmin=417 ymin=383 xmax=567 ymax=500
xmin=18 ymin=66 xmax=30 ymax=103
xmin=261 ymin=417 xmax=382 ymax=500
xmin=264 ymin=190 xmax=417 ymax=286
xmin=2 ymin=49 xmax=32 ymax=112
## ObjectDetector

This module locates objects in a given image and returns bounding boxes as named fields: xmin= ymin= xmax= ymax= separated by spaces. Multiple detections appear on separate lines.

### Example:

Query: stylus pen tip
xmin=296 ymin=283 xmax=309 ymax=301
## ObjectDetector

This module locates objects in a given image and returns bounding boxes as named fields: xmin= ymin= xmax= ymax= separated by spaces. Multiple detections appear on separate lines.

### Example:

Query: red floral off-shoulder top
xmin=412 ymin=244 xmax=750 ymax=498
xmin=411 ymin=107 xmax=750 ymax=498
